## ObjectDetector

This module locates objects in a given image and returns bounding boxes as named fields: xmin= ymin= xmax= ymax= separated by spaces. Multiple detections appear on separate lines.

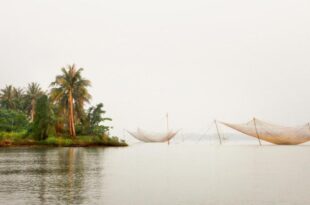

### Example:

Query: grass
xmin=0 ymin=132 xmax=128 ymax=147
xmin=0 ymin=131 xmax=36 ymax=146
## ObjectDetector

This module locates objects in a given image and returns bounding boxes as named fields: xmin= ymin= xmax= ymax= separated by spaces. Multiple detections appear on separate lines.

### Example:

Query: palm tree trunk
xmin=71 ymin=107 xmax=76 ymax=138
xmin=68 ymin=109 xmax=73 ymax=136
xmin=30 ymin=99 xmax=35 ymax=122
xmin=68 ymin=91 xmax=76 ymax=138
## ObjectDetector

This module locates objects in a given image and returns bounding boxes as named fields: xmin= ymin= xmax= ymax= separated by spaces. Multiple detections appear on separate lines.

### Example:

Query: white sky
xmin=0 ymin=0 xmax=310 ymax=136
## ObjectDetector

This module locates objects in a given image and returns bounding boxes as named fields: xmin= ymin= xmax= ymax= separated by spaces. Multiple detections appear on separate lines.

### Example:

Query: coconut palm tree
xmin=0 ymin=86 xmax=26 ymax=111
xmin=25 ymin=82 xmax=44 ymax=121
xmin=0 ymin=85 xmax=16 ymax=109
xmin=50 ymin=64 xmax=91 ymax=138
xmin=13 ymin=87 xmax=25 ymax=111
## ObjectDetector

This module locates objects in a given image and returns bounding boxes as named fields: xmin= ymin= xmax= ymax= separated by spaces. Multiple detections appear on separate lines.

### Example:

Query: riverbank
xmin=0 ymin=132 xmax=128 ymax=147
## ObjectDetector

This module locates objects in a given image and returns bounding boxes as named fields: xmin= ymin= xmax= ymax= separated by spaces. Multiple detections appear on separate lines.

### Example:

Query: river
xmin=0 ymin=143 xmax=310 ymax=205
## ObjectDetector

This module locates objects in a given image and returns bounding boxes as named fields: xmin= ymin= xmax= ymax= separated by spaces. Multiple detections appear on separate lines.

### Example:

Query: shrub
xmin=0 ymin=109 xmax=29 ymax=132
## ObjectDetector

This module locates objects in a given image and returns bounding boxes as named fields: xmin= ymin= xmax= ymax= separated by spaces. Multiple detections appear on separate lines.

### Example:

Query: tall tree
xmin=0 ymin=85 xmax=16 ymax=109
xmin=25 ymin=82 xmax=44 ymax=121
xmin=32 ymin=95 xmax=54 ymax=140
xmin=50 ymin=64 xmax=91 ymax=138
xmin=13 ymin=87 xmax=25 ymax=111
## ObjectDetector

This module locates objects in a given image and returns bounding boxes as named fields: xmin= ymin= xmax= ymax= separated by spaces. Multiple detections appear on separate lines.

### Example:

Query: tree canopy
xmin=0 ymin=64 xmax=113 ymax=140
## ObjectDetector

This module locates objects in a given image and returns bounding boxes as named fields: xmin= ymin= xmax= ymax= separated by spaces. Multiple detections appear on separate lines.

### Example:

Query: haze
xmin=1 ymin=0 xmax=310 ymax=136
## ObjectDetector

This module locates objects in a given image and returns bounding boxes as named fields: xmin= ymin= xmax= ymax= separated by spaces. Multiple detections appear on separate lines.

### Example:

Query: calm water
xmin=1 ymin=143 xmax=310 ymax=205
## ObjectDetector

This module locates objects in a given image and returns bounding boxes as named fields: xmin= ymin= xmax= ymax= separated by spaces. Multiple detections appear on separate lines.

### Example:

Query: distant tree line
xmin=0 ymin=64 xmax=112 ymax=140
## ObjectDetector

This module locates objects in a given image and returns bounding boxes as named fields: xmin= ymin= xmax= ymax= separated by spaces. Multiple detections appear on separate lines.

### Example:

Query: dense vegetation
xmin=0 ymin=64 xmax=127 ymax=147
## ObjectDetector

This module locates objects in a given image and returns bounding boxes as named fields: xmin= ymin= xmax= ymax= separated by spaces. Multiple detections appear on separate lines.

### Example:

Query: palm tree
xmin=13 ymin=87 xmax=25 ymax=111
xmin=0 ymin=85 xmax=16 ymax=109
xmin=0 ymin=86 xmax=26 ymax=111
xmin=50 ymin=64 xmax=91 ymax=138
xmin=25 ymin=82 xmax=44 ymax=121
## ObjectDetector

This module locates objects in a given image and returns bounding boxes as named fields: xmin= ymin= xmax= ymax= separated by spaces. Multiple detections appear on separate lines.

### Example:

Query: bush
xmin=77 ymin=103 xmax=112 ymax=136
xmin=0 ymin=109 xmax=29 ymax=132
xmin=0 ymin=131 xmax=27 ymax=140
xmin=0 ymin=131 xmax=35 ymax=146
xmin=42 ymin=136 xmax=73 ymax=146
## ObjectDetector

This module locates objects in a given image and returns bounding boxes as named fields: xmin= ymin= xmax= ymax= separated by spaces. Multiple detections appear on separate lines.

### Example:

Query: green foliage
xmin=0 ymin=85 xmax=26 ymax=111
xmin=0 ymin=132 xmax=127 ymax=147
xmin=78 ymin=103 xmax=112 ymax=136
xmin=0 ymin=67 xmax=127 ymax=146
xmin=0 ymin=131 xmax=36 ymax=146
xmin=100 ymin=135 xmax=127 ymax=146
xmin=88 ymin=103 xmax=111 ymax=127
xmin=50 ymin=65 xmax=92 ymax=137
xmin=42 ymin=136 xmax=73 ymax=146
xmin=0 ymin=109 xmax=29 ymax=132
xmin=50 ymin=65 xmax=91 ymax=106
xmin=13 ymin=87 xmax=26 ymax=111
xmin=0 ymin=83 xmax=44 ymax=121
xmin=24 ymin=82 xmax=44 ymax=120
xmin=31 ymin=95 xmax=55 ymax=140
xmin=39 ymin=135 xmax=127 ymax=147
xmin=0 ymin=131 xmax=26 ymax=140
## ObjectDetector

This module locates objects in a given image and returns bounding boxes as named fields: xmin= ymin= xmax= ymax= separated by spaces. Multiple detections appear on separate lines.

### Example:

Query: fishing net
xmin=221 ymin=118 xmax=310 ymax=145
xmin=127 ymin=128 xmax=178 ymax=143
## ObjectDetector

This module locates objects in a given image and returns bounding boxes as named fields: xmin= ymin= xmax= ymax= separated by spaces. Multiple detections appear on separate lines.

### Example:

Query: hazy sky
xmin=1 ymin=0 xmax=310 ymax=136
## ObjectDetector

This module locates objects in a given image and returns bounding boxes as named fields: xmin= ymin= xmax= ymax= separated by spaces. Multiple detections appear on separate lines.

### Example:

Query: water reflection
xmin=1 ymin=145 xmax=310 ymax=205
xmin=57 ymin=148 xmax=85 ymax=204
xmin=0 ymin=148 xmax=105 ymax=205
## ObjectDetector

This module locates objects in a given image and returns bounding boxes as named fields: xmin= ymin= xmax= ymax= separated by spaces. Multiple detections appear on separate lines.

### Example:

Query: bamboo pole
xmin=215 ymin=120 xmax=222 ymax=145
xmin=253 ymin=118 xmax=262 ymax=146
xmin=167 ymin=113 xmax=170 ymax=145
xmin=307 ymin=123 xmax=310 ymax=133
xmin=166 ymin=113 xmax=169 ymax=131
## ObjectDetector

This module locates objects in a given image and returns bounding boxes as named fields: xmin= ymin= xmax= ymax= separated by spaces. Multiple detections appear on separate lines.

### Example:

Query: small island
xmin=0 ymin=65 xmax=127 ymax=147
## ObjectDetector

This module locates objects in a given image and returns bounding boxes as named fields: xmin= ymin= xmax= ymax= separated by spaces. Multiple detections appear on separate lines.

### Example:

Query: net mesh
xmin=128 ymin=128 xmax=178 ymax=143
xmin=221 ymin=118 xmax=310 ymax=145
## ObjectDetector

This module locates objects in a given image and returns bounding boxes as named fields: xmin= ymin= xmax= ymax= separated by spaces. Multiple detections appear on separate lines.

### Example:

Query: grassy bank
xmin=0 ymin=132 xmax=128 ymax=147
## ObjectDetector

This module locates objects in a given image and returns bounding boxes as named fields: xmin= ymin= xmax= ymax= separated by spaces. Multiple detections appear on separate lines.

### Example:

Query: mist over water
xmin=1 ymin=145 xmax=310 ymax=205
